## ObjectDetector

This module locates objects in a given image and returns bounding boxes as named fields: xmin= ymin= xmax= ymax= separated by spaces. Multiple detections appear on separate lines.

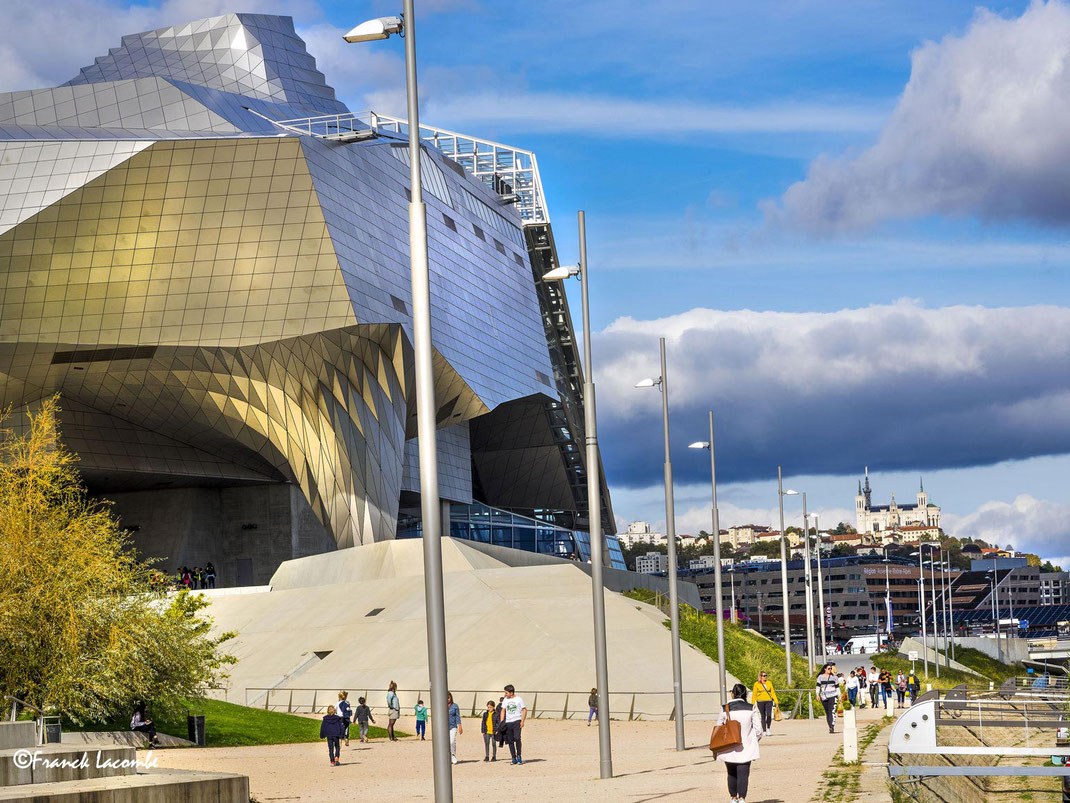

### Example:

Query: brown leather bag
xmin=709 ymin=705 xmax=742 ymax=754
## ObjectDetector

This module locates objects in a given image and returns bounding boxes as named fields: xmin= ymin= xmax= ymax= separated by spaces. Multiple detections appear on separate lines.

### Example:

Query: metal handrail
xmin=4 ymin=695 xmax=45 ymax=719
xmin=241 ymin=686 xmax=820 ymax=720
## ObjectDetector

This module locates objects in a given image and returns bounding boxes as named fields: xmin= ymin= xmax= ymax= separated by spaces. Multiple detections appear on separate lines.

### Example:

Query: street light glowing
xmin=343 ymin=16 xmax=403 ymax=42
xmin=541 ymin=265 xmax=579 ymax=281
xmin=634 ymin=377 xmax=660 ymax=388
xmin=688 ymin=441 xmax=709 ymax=449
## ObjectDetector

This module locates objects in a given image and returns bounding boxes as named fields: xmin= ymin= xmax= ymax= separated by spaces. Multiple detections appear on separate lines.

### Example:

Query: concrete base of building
xmin=107 ymin=483 xmax=334 ymax=587
xmin=204 ymin=537 xmax=737 ymax=720
xmin=0 ymin=769 xmax=250 ymax=802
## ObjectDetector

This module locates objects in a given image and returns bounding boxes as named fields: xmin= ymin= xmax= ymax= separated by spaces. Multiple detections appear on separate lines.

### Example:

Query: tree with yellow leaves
xmin=0 ymin=399 xmax=235 ymax=723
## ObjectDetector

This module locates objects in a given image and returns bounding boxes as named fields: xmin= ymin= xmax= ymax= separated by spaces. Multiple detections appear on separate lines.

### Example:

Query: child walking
xmin=337 ymin=691 xmax=352 ymax=746
xmin=414 ymin=699 xmax=428 ymax=740
xmin=481 ymin=700 xmax=498 ymax=761
xmin=354 ymin=697 xmax=375 ymax=743
xmin=320 ymin=705 xmax=345 ymax=766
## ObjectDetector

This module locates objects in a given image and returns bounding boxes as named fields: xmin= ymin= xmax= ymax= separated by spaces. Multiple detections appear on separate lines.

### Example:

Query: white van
xmin=843 ymin=635 xmax=881 ymax=654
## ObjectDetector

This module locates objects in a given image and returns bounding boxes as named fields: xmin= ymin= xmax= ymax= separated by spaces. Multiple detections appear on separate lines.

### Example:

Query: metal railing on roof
xmin=247 ymin=108 xmax=549 ymax=225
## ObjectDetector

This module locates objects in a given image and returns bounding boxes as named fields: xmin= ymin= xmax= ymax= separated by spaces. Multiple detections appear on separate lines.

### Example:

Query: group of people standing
xmin=319 ymin=683 xmax=529 ymax=767
xmin=176 ymin=563 xmax=215 ymax=590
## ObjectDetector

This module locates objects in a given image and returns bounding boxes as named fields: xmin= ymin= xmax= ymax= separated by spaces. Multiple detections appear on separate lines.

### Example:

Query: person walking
xmin=750 ymin=671 xmax=779 ymax=736
xmin=447 ymin=692 xmax=462 ymax=765
xmin=906 ymin=671 xmax=921 ymax=705
xmin=386 ymin=681 xmax=401 ymax=741
xmin=414 ymin=699 xmax=428 ymax=740
xmin=846 ymin=670 xmax=859 ymax=707
xmin=895 ymin=672 xmax=907 ymax=708
xmin=481 ymin=700 xmax=498 ymax=761
xmin=816 ymin=664 xmax=840 ymax=734
xmin=714 ymin=683 xmax=763 ymax=803
xmin=336 ymin=691 xmax=352 ymax=746
xmin=354 ymin=696 xmax=374 ymax=742
xmin=130 ymin=702 xmax=159 ymax=748
xmin=867 ymin=666 xmax=880 ymax=707
xmin=856 ymin=667 xmax=867 ymax=708
xmin=878 ymin=668 xmax=893 ymax=708
xmin=320 ymin=704 xmax=345 ymax=766
xmin=588 ymin=687 xmax=599 ymax=726
xmin=500 ymin=684 xmax=527 ymax=765
xmin=205 ymin=561 xmax=216 ymax=588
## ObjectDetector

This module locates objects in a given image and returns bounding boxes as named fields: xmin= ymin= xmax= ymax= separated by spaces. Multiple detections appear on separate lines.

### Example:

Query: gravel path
xmin=152 ymin=709 xmax=892 ymax=802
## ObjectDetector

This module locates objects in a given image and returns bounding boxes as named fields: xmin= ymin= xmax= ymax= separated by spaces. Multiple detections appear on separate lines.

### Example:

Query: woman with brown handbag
xmin=714 ymin=683 xmax=764 ymax=803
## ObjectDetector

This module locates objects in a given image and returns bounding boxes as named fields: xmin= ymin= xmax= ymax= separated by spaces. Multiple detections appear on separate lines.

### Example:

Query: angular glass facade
xmin=399 ymin=501 xmax=626 ymax=569
xmin=0 ymin=13 xmax=616 ymax=580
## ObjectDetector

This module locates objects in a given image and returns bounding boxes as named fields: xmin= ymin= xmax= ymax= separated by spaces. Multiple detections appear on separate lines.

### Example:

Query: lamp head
xmin=783 ymin=489 xmax=799 ymax=496
xmin=541 ymin=265 xmax=579 ymax=281
xmin=688 ymin=441 xmax=710 ymax=450
xmin=343 ymin=16 xmax=404 ymax=42
xmin=634 ymin=377 xmax=661 ymax=389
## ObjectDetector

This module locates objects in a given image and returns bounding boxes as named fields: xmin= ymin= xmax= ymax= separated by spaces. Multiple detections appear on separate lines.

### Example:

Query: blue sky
xmin=5 ymin=0 xmax=1070 ymax=562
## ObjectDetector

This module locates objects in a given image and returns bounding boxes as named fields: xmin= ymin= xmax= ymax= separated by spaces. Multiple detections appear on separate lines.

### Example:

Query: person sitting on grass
xmin=320 ymin=705 xmax=346 ymax=766
xmin=130 ymin=702 xmax=159 ymax=748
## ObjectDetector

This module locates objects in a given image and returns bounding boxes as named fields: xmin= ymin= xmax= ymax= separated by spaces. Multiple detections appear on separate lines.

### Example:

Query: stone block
xmin=0 ymin=721 xmax=36 ymax=750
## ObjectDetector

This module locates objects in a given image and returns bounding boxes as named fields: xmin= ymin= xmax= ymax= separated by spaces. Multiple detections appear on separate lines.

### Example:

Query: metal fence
xmin=241 ymin=686 xmax=820 ymax=721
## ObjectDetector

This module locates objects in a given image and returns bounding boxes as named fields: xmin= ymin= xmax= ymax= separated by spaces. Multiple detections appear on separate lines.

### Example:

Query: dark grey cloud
xmin=766 ymin=1 xmax=1070 ymax=232
xmin=594 ymin=301 xmax=1070 ymax=489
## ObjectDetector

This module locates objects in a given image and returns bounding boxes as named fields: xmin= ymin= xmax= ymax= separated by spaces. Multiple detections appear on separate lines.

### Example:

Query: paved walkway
xmin=152 ymin=707 xmax=894 ymax=802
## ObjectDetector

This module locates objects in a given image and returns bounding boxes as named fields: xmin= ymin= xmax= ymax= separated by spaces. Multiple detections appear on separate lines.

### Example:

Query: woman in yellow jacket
xmin=751 ymin=671 xmax=779 ymax=736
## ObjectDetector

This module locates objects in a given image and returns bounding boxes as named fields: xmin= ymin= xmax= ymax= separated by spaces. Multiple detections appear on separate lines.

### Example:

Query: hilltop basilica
xmin=855 ymin=469 xmax=941 ymax=536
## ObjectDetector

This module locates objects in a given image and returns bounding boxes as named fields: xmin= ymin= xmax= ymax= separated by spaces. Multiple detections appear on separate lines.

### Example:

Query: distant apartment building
xmin=1040 ymin=572 xmax=1070 ymax=605
xmin=689 ymin=555 xmax=734 ymax=572
xmin=635 ymin=552 xmax=669 ymax=574
xmin=856 ymin=470 xmax=941 ymax=534
xmin=620 ymin=521 xmax=662 ymax=549
xmin=726 ymin=525 xmax=772 ymax=548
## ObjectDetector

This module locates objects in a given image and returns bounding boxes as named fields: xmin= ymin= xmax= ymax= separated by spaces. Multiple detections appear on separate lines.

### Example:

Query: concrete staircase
xmin=0 ymin=721 xmax=248 ymax=801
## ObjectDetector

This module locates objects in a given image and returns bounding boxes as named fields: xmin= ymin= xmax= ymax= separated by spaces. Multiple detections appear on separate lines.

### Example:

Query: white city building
xmin=635 ymin=552 xmax=669 ymax=574
xmin=619 ymin=521 xmax=663 ymax=549
xmin=855 ymin=469 xmax=940 ymax=534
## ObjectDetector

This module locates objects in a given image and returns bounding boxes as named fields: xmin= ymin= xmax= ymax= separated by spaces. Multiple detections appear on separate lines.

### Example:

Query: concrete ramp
xmin=205 ymin=538 xmax=735 ymax=719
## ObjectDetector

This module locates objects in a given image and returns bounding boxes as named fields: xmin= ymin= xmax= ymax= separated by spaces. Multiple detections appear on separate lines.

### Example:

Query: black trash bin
xmin=42 ymin=718 xmax=62 ymax=744
xmin=187 ymin=713 xmax=205 ymax=746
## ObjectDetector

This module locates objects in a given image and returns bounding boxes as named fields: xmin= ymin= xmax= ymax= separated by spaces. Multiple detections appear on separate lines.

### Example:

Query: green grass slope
xmin=623 ymin=588 xmax=815 ymax=716
xmin=67 ymin=698 xmax=398 ymax=747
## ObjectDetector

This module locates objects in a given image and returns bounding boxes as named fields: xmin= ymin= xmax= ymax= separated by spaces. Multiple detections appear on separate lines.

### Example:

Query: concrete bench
xmin=0 ymin=744 xmax=136 ymax=786
xmin=0 ymin=768 xmax=249 ymax=802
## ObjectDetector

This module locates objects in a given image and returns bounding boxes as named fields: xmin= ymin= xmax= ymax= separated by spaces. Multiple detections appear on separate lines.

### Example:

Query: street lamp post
xmin=541 ymin=210 xmax=612 ymax=778
xmin=946 ymin=558 xmax=956 ymax=662
xmin=928 ymin=550 xmax=940 ymax=676
xmin=813 ymin=514 xmax=827 ymax=660
xmin=635 ymin=339 xmax=685 ymax=751
xmin=343 ymin=9 xmax=452 ymax=799
xmin=777 ymin=469 xmax=799 ymax=686
xmin=915 ymin=548 xmax=930 ymax=679
xmin=801 ymin=495 xmax=815 ymax=674
xmin=689 ymin=412 xmax=727 ymax=707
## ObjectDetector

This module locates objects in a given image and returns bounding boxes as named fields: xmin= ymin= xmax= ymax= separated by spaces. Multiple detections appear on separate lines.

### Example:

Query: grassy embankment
xmin=623 ymin=588 xmax=815 ymax=717
xmin=870 ymin=644 xmax=1019 ymax=689
xmin=66 ymin=697 xmax=399 ymax=747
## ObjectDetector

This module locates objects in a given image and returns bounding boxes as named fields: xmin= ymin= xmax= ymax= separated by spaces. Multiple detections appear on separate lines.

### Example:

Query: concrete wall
xmin=108 ymin=483 xmax=334 ymax=586
xmin=954 ymin=635 xmax=1029 ymax=664
xmin=460 ymin=539 xmax=705 ymax=609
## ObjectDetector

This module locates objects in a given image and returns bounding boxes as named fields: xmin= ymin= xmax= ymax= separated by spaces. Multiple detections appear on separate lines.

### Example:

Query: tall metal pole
xmin=577 ymin=211 xmax=613 ymax=778
xmin=777 ymin=467 xmax=793 ymax=686
xmin=947 ymin=558 xmax=956 ymax=662
xmin=802 ymin=495 xmax=815 ymax=673
xmin=707 ymin=411 xmax=728 ymax=707
xmin=814 ymin=514 xmax=827 ymax=661
xmin=658 ymin=338 xmax=685 ymax=751
xmin=929 ymin=550 xmax=940 ymax=678
xmin=918 ymin=549 xmax=929 ymax=679
xmin=402 ymin=3 xmax=452 ymax=797
xmin=938 ymin=550 xmax=949 ymax=668
xmin=884 ymin=549 xmax=891 ymax=650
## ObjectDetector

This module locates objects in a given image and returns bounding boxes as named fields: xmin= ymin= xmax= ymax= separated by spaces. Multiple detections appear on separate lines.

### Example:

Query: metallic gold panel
xmin=0 ymin=138 xmax=356 ymax=348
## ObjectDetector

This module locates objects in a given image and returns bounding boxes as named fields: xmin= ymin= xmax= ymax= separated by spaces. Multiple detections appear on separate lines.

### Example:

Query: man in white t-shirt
xmin=500 ymin=684 xmax=527 ymax=765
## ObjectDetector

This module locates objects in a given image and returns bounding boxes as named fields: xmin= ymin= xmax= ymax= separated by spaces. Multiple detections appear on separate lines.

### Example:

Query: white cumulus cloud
xmin=944 ymin=494 xmax=1070 ymax=567
xmin=768 ymin=0 xmax=1070 ymax=232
